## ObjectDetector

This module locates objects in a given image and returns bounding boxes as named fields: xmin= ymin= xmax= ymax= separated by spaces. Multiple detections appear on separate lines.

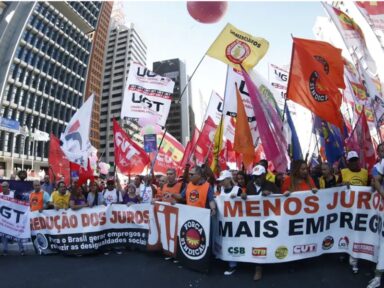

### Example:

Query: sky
xmin=122 ymin=1 xmax=324 ymax=127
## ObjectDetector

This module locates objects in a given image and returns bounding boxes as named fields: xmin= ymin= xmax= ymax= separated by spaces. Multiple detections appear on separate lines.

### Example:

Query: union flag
xmin=286 ymin=37 xmax=345 ymax=130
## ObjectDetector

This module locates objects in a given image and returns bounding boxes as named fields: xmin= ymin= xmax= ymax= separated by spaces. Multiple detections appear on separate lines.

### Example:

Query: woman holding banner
xmin=319 ymin=163 xmax=339 ymax=189
xmin=282 ymin=160 xmax=317 ymax=195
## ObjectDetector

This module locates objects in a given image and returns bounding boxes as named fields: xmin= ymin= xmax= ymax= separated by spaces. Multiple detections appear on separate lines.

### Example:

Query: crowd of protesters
xmin=1 ymin=144 xmax=384 ymax=288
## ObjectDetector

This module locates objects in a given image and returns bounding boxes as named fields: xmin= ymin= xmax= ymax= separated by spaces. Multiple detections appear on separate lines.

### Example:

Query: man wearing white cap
xmin=246 ymin=165 xmax=279 ymax=197
xmin=245 ymin=165 xmax=279 ymax=281
xmin=339 ymin=151 xmax=368 ymax=275
xmin=216 ymin=170 xmax=242 ymax=198
xmin=340 ymin=151 xmax=368 ymax=187
xmin=216 ymin=170 xmax=242 ymax=276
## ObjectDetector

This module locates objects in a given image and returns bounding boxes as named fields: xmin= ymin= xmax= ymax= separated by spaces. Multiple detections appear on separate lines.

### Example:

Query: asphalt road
xmin=0 ymin=249 xmax=377 ymax=288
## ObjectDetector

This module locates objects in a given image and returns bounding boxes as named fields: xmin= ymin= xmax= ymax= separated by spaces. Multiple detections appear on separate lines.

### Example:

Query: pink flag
xmin=241 ymin=66 xmax=288 ymax=172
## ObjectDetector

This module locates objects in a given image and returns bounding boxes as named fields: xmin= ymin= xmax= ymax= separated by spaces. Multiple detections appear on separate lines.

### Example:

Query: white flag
xmin=323 ymin=3 xmax=377 ymax=76
xmin=60 ymin=94 xmax=94 ymax=168
xmin=33 ymin=129 xmax=49 ymax=142
xmin=121 ymin=62 xmax=174 ymax=127
xmin=204 ymin=90 xmax=223 ymax=125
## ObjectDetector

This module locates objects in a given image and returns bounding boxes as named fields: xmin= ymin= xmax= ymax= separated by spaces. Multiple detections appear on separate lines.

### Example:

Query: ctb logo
xmin=252 ymin=247 xmax=267 ymax=257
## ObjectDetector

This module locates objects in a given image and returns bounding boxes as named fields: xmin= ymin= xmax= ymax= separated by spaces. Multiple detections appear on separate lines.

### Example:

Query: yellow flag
xmin=207 ymin=23 xmax=269 ymax=71
xmin=210 ymin=118 xmax=224 ymax=173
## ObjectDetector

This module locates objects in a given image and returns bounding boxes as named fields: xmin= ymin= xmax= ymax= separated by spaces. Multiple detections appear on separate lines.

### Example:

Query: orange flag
xmin=286 ymin=37 xmax=345 ymax=130
xmin=234 ymin=85 xmax=254 ymax=167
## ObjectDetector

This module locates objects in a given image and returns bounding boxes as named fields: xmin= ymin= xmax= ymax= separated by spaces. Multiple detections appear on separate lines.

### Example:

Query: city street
xmin=0 ymin=248 xmax=376 ymax=288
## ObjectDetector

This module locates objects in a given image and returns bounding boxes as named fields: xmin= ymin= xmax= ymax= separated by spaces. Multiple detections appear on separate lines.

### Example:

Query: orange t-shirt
xmin=30 ymin=191 xmax=44 ymax=211
xmin=186 ymin=182 xmax=210 ymax=208
xmin=281 ymin=176 xmax=316 ymax=193
xmin=158 ymin=182 xmax=183 ymax=203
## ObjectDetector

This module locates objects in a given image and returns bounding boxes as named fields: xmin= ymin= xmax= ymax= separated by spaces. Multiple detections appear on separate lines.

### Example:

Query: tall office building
xmin=0 ymin=2 xmax=103 ymax=177
xmin=84 ymin=2 xmax=113 ymax=150
xmin=153 ymin=59 xmax=195 ymax=145
xmin=100 ymin=22 xmax=147 ymax=166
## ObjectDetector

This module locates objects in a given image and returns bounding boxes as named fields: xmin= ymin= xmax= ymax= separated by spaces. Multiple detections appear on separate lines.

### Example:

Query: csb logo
xmin=228 ymin=247 xmax=245 ymax=256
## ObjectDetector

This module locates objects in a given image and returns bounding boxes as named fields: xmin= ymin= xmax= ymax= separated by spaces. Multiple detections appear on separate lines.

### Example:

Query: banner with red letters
xmin=214 ymin=186 xmax=384 ymax=267
xmin=30 ymin=203 xmax=211 ymax=272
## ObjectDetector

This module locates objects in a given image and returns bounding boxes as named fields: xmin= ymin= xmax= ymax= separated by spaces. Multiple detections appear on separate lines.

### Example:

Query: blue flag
xmin=286 ymin=105 xmax=303 ymax=160
xmin=314 ymin=116 xmax=344 ymax=165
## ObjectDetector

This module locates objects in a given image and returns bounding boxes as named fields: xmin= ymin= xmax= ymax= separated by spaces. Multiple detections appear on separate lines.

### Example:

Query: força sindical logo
xmin=308 ymin=55 xmax=330 ymax=103
xmin=179 ymin=220 xmax=207 ymax=260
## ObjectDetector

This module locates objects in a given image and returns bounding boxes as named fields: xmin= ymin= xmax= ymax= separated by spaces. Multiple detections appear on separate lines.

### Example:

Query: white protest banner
xmin=223 ymin=67 xmax=258 ymax=143
xmin=152 ymin=202 xmax=211 ymax=272
xmin=0 ymin=196 xmax=30 ymax=241
xmin=121 ymin=62 xmax=174 ymax=127
xmin=214 ymin=186 xmax=384 ymax=264
xmin=205 ymin=90 xmax=223 ymax=125
xmin=30 ymin=202 xmax=211 ymax=272
xmin=269 ymin=63 xmax=289 ymax=88
xmin=30 ymin=204 xmax=152 ymax=254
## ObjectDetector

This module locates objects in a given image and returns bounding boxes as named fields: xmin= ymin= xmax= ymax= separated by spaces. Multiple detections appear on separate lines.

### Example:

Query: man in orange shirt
xmin=160 ymin=168 xmax=186 ymax=203
xmin=29 ymin=180 xmax=50 ymax=212
xmin=171 ymin=166 xmax=216 ymax=215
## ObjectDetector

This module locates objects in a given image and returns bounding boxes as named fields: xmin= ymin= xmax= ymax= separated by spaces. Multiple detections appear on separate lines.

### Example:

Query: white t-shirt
xmin=140 ymin=185 xmax=153 ymax=204
xmin=0 ymin=190 xmax=15 ymax=199
xmin=102 ymin=189 xmax=123 ymax=205
xmin=220 ymin=185 xmax=241 ymax=198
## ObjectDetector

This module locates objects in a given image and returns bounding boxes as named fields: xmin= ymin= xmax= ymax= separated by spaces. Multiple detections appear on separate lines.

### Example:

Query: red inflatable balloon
xmin=187 ymin=1 xmax=228 ymax=24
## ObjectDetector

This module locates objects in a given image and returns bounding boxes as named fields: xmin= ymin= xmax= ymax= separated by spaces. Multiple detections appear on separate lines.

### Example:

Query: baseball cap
xmin=346 ymin=151 xmax=359 ymax=161
xmin=217 ymin=170 xmax=232 ymax=181
xmin=252 ymin=165 xmax=266 ymax=176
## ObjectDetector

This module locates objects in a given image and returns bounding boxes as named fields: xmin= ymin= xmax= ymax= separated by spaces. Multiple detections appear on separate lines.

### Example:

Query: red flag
xmin=179 ymin=127 xmax=200 ymax=169
xmin=287 ymin=37 xmax=345 ymax=130
xmin=113 ymin=119 xmax=150 ymax=175
xmin=70 ymin=160 xmax=94 ymax=187
xmin=49 ymin=134 xmax=70 ymax=185
xmin=153 ymin=132 xmax=185 ymax=175
xmin=346 ymin=108 xmax=376 ymax=171
xmin=192 ymin=117 xmax=217 ymax=164
xmin=233 ymin=85 xmax=254 ymax=167
xmin=356 ymin=108 xmax=376 ymax=171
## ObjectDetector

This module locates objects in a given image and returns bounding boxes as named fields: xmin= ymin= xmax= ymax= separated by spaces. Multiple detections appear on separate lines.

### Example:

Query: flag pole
xmin=282 ymin=34 xmax=296 ymax=125
xmin=31 ymin=137 xmax=35 ymax=170
xmin=149 ymin=127 xmax=167 ymax=175
xmin=187 ymin=91 xmax=218 ymax=164
xmin=305 ymin=114 xmax=316 ymax=161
